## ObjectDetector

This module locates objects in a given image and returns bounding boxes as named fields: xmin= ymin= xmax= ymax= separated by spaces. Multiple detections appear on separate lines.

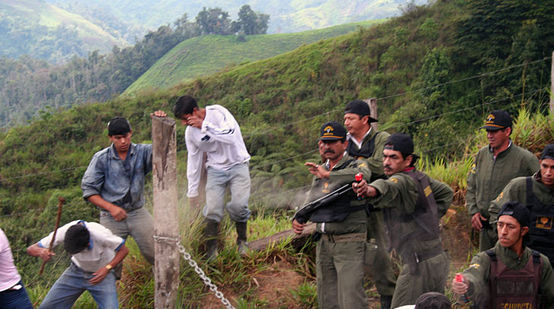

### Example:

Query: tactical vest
xmin=526 ymin=177 xmax=554 ymax=265
xmin=347 ymin=132 xmax=386 ymax=181
xmin=384 ymin=171 xmax=441 ymax=259
xmin=486 ymin=248 xmax=542 ymax=309
xmin=309 ymin=159 xmax=366 ymax=223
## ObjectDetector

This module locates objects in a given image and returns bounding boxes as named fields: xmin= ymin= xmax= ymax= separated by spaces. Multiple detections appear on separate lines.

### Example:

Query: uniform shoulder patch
xmin=495 ymin=192 xmax=504 ymax=201
xmin=469 ymin=263 xmax=480 ymax=269
xmin=389 ymin=177 xmax=399 ymax=184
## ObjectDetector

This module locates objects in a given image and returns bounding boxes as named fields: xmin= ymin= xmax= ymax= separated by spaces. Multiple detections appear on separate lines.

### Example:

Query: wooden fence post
xmin=152 ymin=116 xmax=179 ymax=308
xmin=550 ymin=51 xmax=553 ymax=114
xmin=363 ymin=98 xmax=378 ymax=130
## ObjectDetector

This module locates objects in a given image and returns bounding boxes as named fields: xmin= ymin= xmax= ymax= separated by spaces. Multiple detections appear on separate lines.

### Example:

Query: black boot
xmin=235 ymin=221 xmax=248 ymax=255
xmin=203 ymin=219 xmax=219 ymax=261
xmin=380 ymin=295 xmax=392 ymax=309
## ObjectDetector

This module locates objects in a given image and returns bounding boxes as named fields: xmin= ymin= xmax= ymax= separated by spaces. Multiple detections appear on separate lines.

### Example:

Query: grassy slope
xmin=1 ymin=0 xmax=126 ymax=52
xmin=1 ymin=0 xmax=553 ymax=306
xmin=123 ymin=20 xmax=381 ymax=94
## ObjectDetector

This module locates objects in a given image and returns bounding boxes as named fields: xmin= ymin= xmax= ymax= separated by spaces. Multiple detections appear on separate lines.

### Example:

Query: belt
xmin=323 ymin=232 xmax=366 ymax=243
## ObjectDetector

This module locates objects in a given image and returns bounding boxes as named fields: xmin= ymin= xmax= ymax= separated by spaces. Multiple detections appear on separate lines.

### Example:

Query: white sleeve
xmin=201 ymin=108 xmax=240 ymax=145
xmin=186 ymin=128 xmax=203 ymax=197
xmin=38 ymin=220 xmax=80 ymax=249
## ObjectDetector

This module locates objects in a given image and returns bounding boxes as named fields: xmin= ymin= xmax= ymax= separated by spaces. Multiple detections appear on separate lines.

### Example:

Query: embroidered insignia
xmin=485 ymin=113 xmax=495 ymax=124
xmin=469 ymin=263 xmax=480 ymax=269
xmin=389 ymin=177 xmax=399 ymax=184
xmin=495 ymin=192 xmax=504 ymax=201
xmin=536 ymin=217 xmax=552 ymax=230
xmin=424 ymin=185 xmax=432 ymax=197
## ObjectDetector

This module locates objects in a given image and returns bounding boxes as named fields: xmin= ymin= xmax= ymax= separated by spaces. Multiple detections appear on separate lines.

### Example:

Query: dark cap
xmin=481 ymin=110 xmax=512 ymax=131
xmin=319 ymin=121 xmax=347 ymax=141
xmin=344 ymin=100 xmax=378 ymax=122
xmin=498 ymin=201 xmax=530 ymax=227
xmin=107 ymin=117 xmax=131 ymax=136
xmin=415 ymin=292 xmax=451 ymax=309
xmin=541 ymin=143 xmax=554 ymax=160
xmin=64 ymin=224 xmax=90 ymax=254
xmin=384 ymin=133 xmax=414 ymax=158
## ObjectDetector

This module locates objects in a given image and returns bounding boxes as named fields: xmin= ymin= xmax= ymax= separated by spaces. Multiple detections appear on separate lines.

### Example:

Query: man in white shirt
xmin=173 ymin=95 xmax=251 ymax=260
xmin=27 ymin=220 xmax=128 ymax=308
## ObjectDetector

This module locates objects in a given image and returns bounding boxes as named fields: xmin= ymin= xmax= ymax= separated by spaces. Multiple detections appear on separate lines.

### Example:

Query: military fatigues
xmin=367 ymin=168 xmax=453 ymax=308
xmin=489 ymin=172 xmax=554 ymax=265
xmin=344 ymin=129 xmax=396 ymax=298
xmin=466 ymin=142 xmax=539 ymax=251
xmin=297 ymin=154 xmax=370 ymax=309
xmin=460 ymin=242 xmax=554 ymax=308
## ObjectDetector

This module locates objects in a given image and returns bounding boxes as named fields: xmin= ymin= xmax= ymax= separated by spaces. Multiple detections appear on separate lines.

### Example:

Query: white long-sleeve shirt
xmin=185 ymin=105 xmax=250 ymax=197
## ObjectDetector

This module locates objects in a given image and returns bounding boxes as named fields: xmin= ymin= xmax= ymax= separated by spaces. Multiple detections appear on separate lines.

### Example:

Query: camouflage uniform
xmin=466 ymin=142 xmax=538 ymax=251
xmin=367 ymin=168 xmax=453 ymax=308
xmin=298 ymin=154 xmax=370 ymax=309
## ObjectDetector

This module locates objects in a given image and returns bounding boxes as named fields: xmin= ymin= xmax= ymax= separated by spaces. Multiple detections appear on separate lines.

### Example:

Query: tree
xmin=233 ymin=5 xmax=269 ymax=35
xmin=195 ymin=7 xmax=231 ymax=35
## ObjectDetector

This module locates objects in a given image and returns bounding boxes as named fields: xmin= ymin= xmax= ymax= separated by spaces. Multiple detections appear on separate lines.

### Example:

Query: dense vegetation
xmin=0 ymin=0 xmax=553 ymax=306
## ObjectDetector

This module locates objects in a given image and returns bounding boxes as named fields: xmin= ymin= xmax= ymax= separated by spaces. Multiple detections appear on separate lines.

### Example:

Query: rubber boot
xmin=204 ymin=219 xmax=219 ymax=261
xmin=236 ymin=221 xmax=248 ymax=256
xmin=380 ymin=295 xmax=392 ymax=309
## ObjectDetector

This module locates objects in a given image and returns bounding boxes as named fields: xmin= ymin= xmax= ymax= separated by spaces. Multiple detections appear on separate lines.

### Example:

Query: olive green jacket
xmin=346 ymin=128 xmax=390 ymax=181
xmin=489 ymin=172 xmax=554 ymax=224
xmin=304 ymin=154 xmax=371 ymax=235
xmin=461 ymin=242 xmax=554 ymax=308
xmin=367 ymin=169 xmax=453 ymax=253
xmin=466 ymin=142 xmax=539 ymax=219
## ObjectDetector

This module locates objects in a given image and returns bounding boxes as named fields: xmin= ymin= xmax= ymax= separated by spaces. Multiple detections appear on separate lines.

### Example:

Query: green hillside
xmin=124 ymin=20 xmax=381 ymax=94
xmin=0 ymin=0 xmax=127 ymax=62
xmin=1 ymin=0 xmax=553 ymax=306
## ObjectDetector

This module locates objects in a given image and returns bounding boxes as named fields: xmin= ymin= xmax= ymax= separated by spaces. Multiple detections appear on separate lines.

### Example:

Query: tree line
xmin=0 ymin=5 xmax=269 ymax=128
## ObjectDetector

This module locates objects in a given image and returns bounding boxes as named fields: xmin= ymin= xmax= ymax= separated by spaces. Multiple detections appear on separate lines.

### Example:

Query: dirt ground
xmin=200 ymin=204 xmax=473 ymax=308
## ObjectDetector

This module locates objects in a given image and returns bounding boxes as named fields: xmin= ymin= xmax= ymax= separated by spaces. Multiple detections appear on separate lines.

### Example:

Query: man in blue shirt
xmin=81 ymin=116 xmax=156 ymax=268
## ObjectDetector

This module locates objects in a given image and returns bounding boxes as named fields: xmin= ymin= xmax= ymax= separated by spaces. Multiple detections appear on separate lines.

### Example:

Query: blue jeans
xmin=40 ymin=263 xmax=118 ymax=309
xmin=100 ymin=206 xmax=154 ymax=264
xmin=0 ymin=281 xmax=33 ymax=309
xmin=204 ymin=162 xmax=251 ymax=222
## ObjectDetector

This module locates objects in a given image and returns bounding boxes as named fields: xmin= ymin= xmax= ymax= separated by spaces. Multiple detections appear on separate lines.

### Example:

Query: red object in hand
xmin=355 ymin=173 xmax=363 ymax=182
xmin=455 ymin=274 xmax=464 ymax=282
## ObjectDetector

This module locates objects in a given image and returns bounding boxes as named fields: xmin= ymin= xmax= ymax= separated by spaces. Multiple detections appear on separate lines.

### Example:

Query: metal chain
xmin=153 ymin=235 xmax=235 ymax=309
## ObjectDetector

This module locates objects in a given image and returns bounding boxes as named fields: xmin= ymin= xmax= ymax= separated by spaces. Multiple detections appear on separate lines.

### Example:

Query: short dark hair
xmin=173 ymin=95 xmax=198 ymax=119
xmin=64 ymin=224 xmax=90 ymax=254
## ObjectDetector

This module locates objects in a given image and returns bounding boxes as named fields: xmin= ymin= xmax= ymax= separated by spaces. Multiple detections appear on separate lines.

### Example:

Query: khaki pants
xmin=391 ymin=251 xmax=449 ymax=308
xmin=316 ymin=235 xmax=368 ymax=309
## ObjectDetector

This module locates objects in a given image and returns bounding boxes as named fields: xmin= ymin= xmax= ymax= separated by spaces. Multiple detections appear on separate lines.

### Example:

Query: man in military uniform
xmin=466 ymin=110 xmax=539 ymax=251
xmin=343 ymin=99 xmax=396 ymax=308
xmin=292 ymin=121 xmax=371 ymax=309
xmin=452 ymin=201 xmax=554 ymax=308
xmin=489 ymin=143 xmax=554 ymax=265
xmin=352 ymin=133 xmax=453 ymax=308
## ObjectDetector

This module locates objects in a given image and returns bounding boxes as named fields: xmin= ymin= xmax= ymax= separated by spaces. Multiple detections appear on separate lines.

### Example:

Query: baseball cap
xmin=384 ymin=133 xmax=414 ymax=158
xmin=498 ymin=201 xmax=530 ymax=227
xmin=540 ymin=144 xmax=554 ymax=160
xmin=319 ymin=121 xmax=347 ymax=141
xmin=344 ymin=100 xmax=378 ymax=122
xmin=481 ymin=110 xmax=512 ymax=131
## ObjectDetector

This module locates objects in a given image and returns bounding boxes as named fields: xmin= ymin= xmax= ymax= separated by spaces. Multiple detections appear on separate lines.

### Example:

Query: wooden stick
xmin=39 ymin=196 xmax=65 ymax=275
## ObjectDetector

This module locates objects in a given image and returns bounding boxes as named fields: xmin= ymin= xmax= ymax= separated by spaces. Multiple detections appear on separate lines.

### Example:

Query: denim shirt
xmin=81 ymin=143 xmax=152 ymax=211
